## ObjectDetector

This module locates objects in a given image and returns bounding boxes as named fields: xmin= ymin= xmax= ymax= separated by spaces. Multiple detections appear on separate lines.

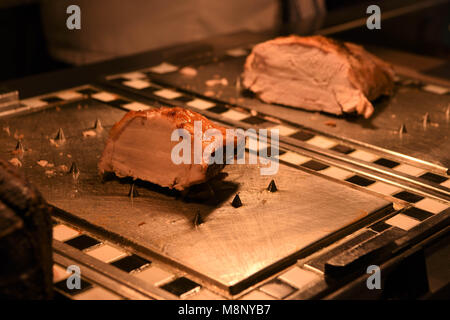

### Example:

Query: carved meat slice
xmin=99 ymin=107 xmax=234 ymax=190
xmin=242 ymin=35 xmax=395 ymax=118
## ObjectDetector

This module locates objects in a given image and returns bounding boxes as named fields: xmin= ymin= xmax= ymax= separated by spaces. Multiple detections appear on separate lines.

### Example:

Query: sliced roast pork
xmin=242 ymin=35 xmax=395 ymax=118
xmin=99 ymin=107 xmax=235 ymax=191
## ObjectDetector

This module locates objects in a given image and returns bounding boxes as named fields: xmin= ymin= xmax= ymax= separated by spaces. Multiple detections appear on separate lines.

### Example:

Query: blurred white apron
xmin=40 ymin=0 xmax=278 ymax=65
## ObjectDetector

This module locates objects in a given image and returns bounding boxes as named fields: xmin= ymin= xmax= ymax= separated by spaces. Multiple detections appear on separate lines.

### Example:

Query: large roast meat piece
xmin=99 ymin=107 xmax=237 ymax=191
xmin=242 ymin=35 xmax=395 ymax=118
xmin=0 ymin=159 xmax=53 ymax=299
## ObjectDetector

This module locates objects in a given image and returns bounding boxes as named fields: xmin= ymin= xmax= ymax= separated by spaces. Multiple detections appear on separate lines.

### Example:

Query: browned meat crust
xmin=243 ymin=35 xmax=395 ymax=118
xmin=99 ymin=107 xmax=234 ymax=190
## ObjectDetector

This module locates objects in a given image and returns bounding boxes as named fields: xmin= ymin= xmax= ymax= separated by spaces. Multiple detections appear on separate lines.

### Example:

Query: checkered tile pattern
xmin=367 ymin=205 xmax=439 ymax=233
xmin=53 ymin=262 xmax=122 ymax=300
xmin=8 ymin=85 xmax=154 ymax=120
xmin=89 ymin=89 xmax=153 ymax=112
xmin=4 ymin=85 xmax=156 ymax=119
xmin=365 ymin=200 xmax=448 ymax=236
xmin=243 ymin=266 xmax=321 ymax=300
xmin=0 ymin=87 xmax=90 ymax=118
xmin=52 ymin=219 xmax=205 ymax=300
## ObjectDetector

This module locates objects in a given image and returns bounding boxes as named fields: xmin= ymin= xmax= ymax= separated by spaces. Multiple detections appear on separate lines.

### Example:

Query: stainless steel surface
xmin=146 ymin=54 xmax=450 ymax=172
xmin=0 ymin=97 xmax=391 ymax=293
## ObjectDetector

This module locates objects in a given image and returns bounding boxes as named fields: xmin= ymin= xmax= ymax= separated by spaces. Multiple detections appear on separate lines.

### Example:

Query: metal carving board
xmin=0 ymin=91 xmax=391 ymax=293
xmin=105 ymin=47 xmax=450 ymax=173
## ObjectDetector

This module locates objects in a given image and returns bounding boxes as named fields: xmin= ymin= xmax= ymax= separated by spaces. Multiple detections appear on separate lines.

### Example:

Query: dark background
xmin=0 ymin=0 xmax=449 ymax=82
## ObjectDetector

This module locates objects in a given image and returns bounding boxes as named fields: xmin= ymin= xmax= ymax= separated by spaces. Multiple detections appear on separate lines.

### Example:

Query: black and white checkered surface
xmin=52 ymin=219 xmax=220 ymax=300
xmin=52 ymin=217 xmax=322 ymax=300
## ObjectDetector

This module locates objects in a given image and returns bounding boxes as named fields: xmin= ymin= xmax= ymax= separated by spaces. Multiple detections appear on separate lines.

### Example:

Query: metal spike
xmin=69 ymin=162 xmax=79 ymax=179
xmin=54 ymin=128 xmax=66 ymax=143
xmin=193 ymin=212 xmax=204 ymax=227
xmin=94 ymin=118 xmax=103 ymax=131
xmin=15 ymin=140 xmax=24 ymax=152
xmin=128 ymin=183 xmax=139 ymax=198
xmin=399 ymin=124 xmax=407 ymax=136
xmin=423 ymin=112 xmax=430 ymax=129
xmin=231 ymin=193 xmax=242 ymax=208
xmin=267 ymin=179 xmax=278 ymax=192
xmin=13 ymin=140 xmax=25 ymax=159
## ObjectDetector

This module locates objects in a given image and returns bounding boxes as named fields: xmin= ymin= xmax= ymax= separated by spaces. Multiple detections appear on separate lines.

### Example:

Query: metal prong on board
xmin=54 ymin=128 xmax=66 ymax=143
xmin=231 ymin=193 xmax=242 ymax=208
xmin=399 ymin=124 xmax=407 ymax=137
xmin=69 ymin=162 xmax=80 ymax=180
xmin=94 ymin=118 xmax=103 ymax=131
xmin=423 ymin=112 xmax=430 ymax=129
xmin=267 ymin=179 xmax=278 ymax=192
xmin=15 ymin=140 xmax=24 ymax=152
xmin=13 ymin=140 xmax=25 ymax=159
xmin=193 ymin=212 xmax=204 ymax=227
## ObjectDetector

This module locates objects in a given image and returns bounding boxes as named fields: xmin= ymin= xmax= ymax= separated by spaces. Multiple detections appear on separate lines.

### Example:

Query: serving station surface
xmin=0 ymin=30 xmax=448 ymax=300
